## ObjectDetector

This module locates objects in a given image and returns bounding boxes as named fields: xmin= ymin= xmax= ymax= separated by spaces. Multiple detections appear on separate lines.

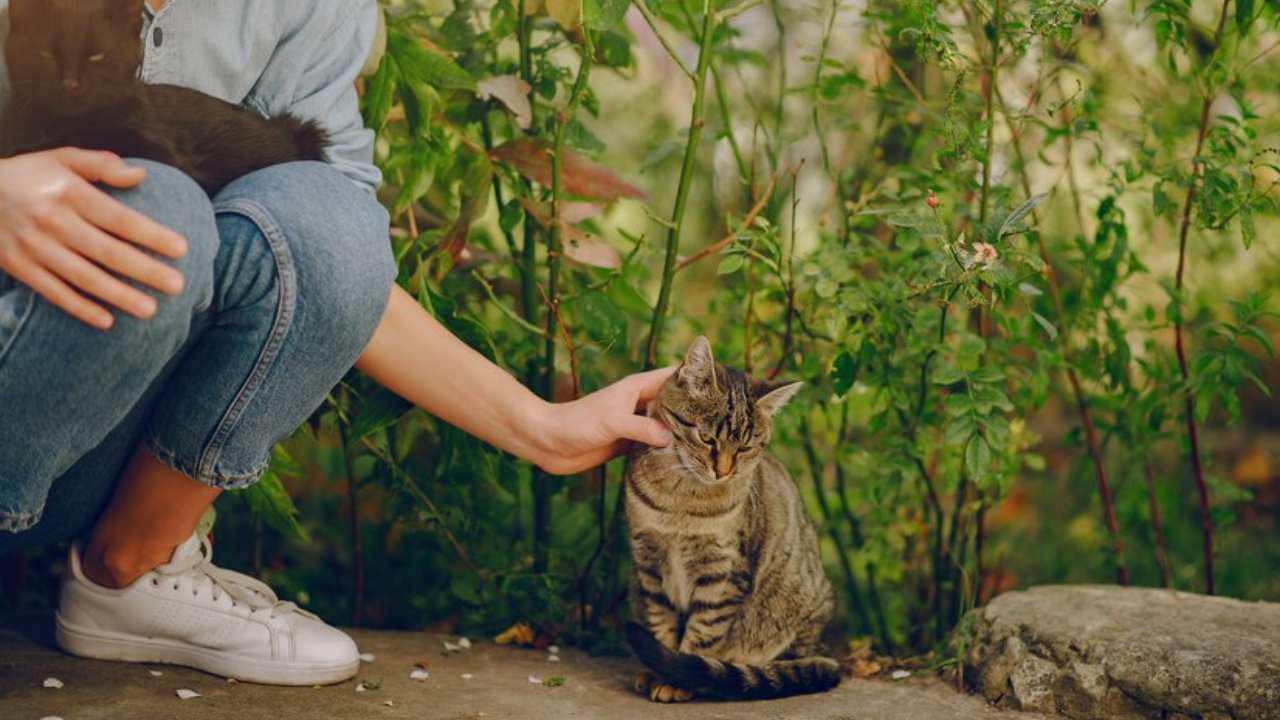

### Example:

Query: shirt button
xmin=153 ymin=27 xmax=164 ymax=48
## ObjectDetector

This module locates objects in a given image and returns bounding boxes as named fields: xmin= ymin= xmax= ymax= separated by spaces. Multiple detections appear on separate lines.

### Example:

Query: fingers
xmin=69 ymin=180 xmax=187 ymax=259
xmin=609 ymin=414 xmax=674 ymax=449
xmin=49 ymin=209 xmax=184 ymax=295
xmin=54 ymin=148 xmax=147 ymax=189
xmin=3 ymin=250 xmax=114 ymax=329
xmin=622 ymin=366 xmax=677 ymax=404
xmin=24 ymin=227 xmax=158 ymax=319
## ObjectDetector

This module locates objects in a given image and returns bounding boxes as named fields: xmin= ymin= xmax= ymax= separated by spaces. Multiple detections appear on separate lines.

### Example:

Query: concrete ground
xmin=1 ymin=614 xmax=1044 ymax=720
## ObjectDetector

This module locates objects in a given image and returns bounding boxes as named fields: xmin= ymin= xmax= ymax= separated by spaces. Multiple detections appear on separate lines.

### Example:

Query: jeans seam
xmin=0 ymin=284 xmax=36 ymax=374
xmin=145 ymin=436 xmax=266 ymax=490
xmin=195 ymin=198 xmax=298 ymax=484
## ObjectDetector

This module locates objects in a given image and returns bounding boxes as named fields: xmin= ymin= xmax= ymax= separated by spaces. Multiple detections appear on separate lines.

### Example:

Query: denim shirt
xmin=0 ymin=0 xmax=382 ymax=191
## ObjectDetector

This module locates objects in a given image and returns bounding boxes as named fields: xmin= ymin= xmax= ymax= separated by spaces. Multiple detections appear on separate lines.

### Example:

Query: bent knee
xmin=104 ymin=160 xmax=219 ymax=315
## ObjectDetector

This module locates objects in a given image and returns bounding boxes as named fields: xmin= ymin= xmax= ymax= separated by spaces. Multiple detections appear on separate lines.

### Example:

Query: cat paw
xmin=648 ymin=683 xmax=694 ymax=703
xmin=633 ymin=671 xmax=658 ymax=695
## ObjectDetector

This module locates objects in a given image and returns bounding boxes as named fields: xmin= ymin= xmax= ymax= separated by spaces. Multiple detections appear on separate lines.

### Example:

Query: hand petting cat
xmin=522 ymin=366 xmax=677 ymax=475
xmin=0 ymin=149 xmax=187 ymax=329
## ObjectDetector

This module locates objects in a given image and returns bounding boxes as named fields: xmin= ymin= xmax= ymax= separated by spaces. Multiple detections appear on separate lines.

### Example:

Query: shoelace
xmin=153 ymin=536 xmax=318 ymax=621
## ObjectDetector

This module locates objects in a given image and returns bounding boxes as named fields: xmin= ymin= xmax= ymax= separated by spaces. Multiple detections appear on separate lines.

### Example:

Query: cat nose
xmin=714 ymin=454 xmax=735 ymax=479
xmin=62 ymin=78 xmax=81 ymax=94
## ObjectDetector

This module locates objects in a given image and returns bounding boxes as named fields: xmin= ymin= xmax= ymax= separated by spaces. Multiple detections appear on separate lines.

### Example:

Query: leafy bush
xmin=220 ymin=0 xmax=1280 ymax=655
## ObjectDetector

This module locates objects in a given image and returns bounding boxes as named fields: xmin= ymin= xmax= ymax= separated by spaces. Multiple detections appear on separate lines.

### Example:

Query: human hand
xmin=525 ymin=367 xmax=676 ymax=475
xmin=0 ymin=149 xmax=188 ymax=329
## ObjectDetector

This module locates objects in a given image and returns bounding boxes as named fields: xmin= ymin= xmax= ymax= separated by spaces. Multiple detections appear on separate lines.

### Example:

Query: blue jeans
xmin=0 ymin=160 xmax=394 ymax=548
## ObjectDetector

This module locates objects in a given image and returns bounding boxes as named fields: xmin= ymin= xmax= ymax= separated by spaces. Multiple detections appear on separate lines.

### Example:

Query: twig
xmin=1171 ymin=0 xmax=1232 ymax=596
xmin=632 ymin=0 xmax=695 ymax=79
xmin=470 ymin=270 xmax=549 ymax=338
xmin=675 ymin=174 xmax=778 ymax=272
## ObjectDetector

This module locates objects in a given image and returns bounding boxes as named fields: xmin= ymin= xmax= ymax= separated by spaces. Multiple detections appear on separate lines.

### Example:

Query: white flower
xmin=969 ymin=241 xmax=999 ymax=268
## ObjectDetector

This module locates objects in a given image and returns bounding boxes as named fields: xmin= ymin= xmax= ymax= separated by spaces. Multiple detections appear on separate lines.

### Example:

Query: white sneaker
xmin=55 ymin=534 xmax=359 ymax=686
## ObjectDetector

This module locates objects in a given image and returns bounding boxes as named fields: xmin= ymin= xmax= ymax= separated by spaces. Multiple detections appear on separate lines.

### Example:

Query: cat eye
xmin=88 ymin=53 xmax=107 ymax=63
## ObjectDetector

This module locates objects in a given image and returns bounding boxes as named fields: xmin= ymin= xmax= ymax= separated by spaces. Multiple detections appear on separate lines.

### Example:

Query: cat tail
xmin=272 ymin=114 xmax=330 ymax=162
xmin=624 ymin=622 xmax=841 ymax=700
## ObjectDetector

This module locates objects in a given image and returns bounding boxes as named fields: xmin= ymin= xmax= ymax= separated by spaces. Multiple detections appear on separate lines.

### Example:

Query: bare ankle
xmin=81 ymin=539 xmax=172 ymax=589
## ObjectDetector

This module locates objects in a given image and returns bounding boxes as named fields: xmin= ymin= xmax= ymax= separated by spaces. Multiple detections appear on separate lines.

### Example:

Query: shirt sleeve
xmin=246 ymin=1 xmax=382 ymax=192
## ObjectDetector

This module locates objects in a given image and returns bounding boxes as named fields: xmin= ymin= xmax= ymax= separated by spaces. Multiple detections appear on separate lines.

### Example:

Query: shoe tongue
xmin=169 ymin=534 xmax=205 ymax=564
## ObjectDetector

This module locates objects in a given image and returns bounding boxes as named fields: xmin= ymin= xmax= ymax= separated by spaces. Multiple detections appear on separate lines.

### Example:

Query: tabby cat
xmin=624 ymin=336 xmax=841 ymax=702
xmin=1 ymin=0 xmax=327 ymax=194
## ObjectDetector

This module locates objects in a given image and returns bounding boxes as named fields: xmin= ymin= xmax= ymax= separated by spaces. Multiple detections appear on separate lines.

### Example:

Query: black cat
xmin=1 ymin=0 xmax=328 ymax=195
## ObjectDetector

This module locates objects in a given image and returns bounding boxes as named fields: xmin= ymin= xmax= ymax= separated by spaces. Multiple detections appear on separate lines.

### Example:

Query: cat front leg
xmin=677 ymin=568 xmax=747 ymax=655
xmin=631 ymin=566 xmax=680 ymax=650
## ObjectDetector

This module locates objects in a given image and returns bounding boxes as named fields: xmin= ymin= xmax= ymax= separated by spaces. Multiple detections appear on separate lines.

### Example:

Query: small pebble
xmin=149 ymin=670 xmax=163 ymax=677
xmin=461 ymin=673 xmax=473 ymax=680
xmin=410 ymin=669 xmax=429 ymax=681
xmin=176 ymin=688 xmax=201 ymax=700
xmin=39 ymin=716 xmax=63 ymax=720
xmin=383 ymin=700 xmax=394 ymax=707
xmin=355 ymin=682 xmax=368 ymax=692
xmin=457 ymin=637 xmax=471 ymax=650
xmin=42 ymin=677 xmax=64 ymax=689
xmin=359 ymin=652 xmax=376 ymax=663
xmin=548 ymin=654 xmax=560 ymax=662
xmin=527 ymin=675 xmax=542 ymax=684
xmin=891 ymin=669 xmax=911 ymax=680
xmin=547 ymin=645 xmax=560 ymax=654
xmin=227 ymin=678 xmax=239 ymax=684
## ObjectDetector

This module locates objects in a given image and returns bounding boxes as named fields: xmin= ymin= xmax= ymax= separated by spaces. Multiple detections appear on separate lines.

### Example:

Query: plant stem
xmin=800 ymin=416 xmax=871 ymax=637
xmin=339 ymin=422 xmax=364 ymax=627
xmin=995 ymin=84 xmax=1130 ymax=585
xmin=534 ymin=31 xmax=595 ymax=574
xmin=1144 ymin=461 xmax=1174 ymax=588
xmin=1172 ymin=0 xmax=1231 ymax=596
xmin=644 ymin=1 xmax=717 ymax=368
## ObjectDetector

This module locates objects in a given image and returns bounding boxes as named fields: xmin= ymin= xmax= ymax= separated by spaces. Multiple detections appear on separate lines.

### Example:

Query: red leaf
xmin=491 ymin=138 xmax=647 ymax=201
xmin=518 ymin=198 xmax=622 ymax=269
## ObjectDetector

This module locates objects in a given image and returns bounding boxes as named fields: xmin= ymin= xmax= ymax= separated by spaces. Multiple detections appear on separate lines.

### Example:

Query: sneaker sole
xmin=55 ymin=613 xmax=359 ymax=686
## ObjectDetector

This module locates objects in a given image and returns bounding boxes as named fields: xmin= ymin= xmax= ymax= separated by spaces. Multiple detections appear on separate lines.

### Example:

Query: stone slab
xmin=0 ymin=614 xmax=1042 ymax=720
xmin=965 ymin=585 xmax=1280 ymax=720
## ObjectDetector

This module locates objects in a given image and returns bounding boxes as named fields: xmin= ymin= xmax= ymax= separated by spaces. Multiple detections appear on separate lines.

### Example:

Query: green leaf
xmin=237 ymin=471 xmax=309 ymax=543
xmin=1236 ymin=0 xmax=1255 ymax=34
xmin=965 ymin=434 xmax=991 ymax=479
xmin=387 ymin=26 xmax=476 ymax=91
xmin=1241 ymin=208 xmax=1256 ymax=250
xmin=393 ymin=145 xmax=437 ymax=214
xmin=1031 ymin=311 xmax=1058 ymax=341
xmin=932 ymin=364 xmax=966 ymax=385
xmin=607 ymin=280 xmax=652 ymax=319
xmin=998 ymin=193 xmax=1048 ymax=238
xmin=830 ymin=349 xmax=858 ymax=397
xmin=543 ymin=676 xmax=567 ymax=687
xmin=575 ymin=290 xmax=626 ymax=343
xmin=348 ymin=386 xmax=413 ymax=444
xmin=717 ymin=255 xmax=745 ymax=275
xmin=584 ymin=0 xmax=629 ymax=30
xmin=361 ymin=55 xmax=399 ymax=133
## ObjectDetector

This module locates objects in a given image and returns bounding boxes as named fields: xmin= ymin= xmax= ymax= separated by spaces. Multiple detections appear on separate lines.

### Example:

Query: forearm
xmin=356 ymin=285 xmax=552 ymax=465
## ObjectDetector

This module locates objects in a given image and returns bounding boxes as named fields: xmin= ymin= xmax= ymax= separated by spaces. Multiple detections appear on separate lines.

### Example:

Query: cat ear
xmin=755 ymin=381 xmax=803 ymax=417
xmin=676 ymin=336 xmax=718 ymax=394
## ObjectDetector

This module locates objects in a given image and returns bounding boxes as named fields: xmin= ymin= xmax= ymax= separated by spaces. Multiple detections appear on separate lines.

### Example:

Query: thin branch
xmin=1171 ymin=0 xmax=1232 ymax=596
xmin=675 ymin=173 xmax=778 ymax=272
xmin=632 ymin=0 xmax=695 ymax=79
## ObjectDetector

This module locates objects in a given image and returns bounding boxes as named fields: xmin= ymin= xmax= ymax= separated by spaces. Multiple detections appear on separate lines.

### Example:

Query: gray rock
xmin=964 ymin=585 xmax=1280 ymax=720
